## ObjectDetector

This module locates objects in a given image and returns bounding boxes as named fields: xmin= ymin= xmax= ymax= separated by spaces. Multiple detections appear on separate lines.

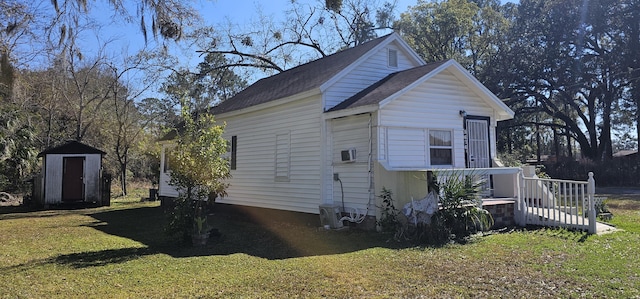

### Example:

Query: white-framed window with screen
xmin=429 ymin=130 xmax=453 ymax=166
xmin=275 ymin=132 xmax=290 ymax=181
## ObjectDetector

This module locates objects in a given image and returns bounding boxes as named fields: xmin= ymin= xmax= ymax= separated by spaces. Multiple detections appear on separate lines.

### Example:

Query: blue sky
xmin=80 ymin=0 xmax=513 ymax=99
xmin=78 ymin=0 xmax=427 ymax=98
xmin=88 ymin=0 xmax=428 ymax=62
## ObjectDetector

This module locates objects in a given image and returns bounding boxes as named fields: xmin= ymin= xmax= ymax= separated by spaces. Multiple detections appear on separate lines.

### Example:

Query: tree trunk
xmin=119 ymin=163 xmax=127 ymax=197
xmin=600 ymin=92 xmax=613 ymax=161
xmin=536 ymin=123 xmax=541 ymax=163
xmin=565 ymin=128 xmax=572 ymax=159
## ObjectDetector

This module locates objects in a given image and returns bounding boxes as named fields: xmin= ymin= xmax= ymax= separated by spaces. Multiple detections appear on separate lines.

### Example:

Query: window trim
xmin=428 ymin=129 xmax=453 ymax=166
xmin=388 ymin=48 xmax=398 ymax=68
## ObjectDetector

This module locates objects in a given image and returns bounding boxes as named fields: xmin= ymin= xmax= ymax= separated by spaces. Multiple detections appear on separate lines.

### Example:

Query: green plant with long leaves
xmin=430 ymin=171 xmax=494 ymax=242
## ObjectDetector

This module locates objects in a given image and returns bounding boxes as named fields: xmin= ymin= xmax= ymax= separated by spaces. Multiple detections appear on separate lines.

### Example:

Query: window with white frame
xmin=429 ymin=130 xmax=453 ymax=165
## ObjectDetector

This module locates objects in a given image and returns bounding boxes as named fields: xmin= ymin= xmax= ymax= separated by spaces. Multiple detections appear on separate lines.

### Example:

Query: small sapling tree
xmin=165 ymin=106 xmax=231 ymax=244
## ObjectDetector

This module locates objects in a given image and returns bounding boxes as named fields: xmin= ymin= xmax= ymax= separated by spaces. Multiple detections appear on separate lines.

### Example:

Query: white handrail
xmin=521 ymin=172 xmax=596 ymax=233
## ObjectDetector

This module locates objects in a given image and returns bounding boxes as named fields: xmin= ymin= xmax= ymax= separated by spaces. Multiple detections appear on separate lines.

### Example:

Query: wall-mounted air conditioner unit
xmin=341 ymin=148 xmax=356 ymax=162
xmin=319 ymin=204 xmax=344 ymax=229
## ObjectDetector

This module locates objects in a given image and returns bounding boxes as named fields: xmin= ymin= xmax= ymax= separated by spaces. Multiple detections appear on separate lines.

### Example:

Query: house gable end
xmin=377 ymin=65 xmax=511 ymax=170
xmin=321 ymin=33 xmax=425 ymax=111
xmin=377 ymin=60 xmax=514 ymax=121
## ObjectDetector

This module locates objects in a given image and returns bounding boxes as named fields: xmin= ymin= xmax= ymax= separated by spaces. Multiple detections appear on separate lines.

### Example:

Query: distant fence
xmin=544 ymin=158 xmax=640 ymax=187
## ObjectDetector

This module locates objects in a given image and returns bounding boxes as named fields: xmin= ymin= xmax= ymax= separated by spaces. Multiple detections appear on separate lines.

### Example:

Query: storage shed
xmin=34 ymin=140 xmax=110 ymax=207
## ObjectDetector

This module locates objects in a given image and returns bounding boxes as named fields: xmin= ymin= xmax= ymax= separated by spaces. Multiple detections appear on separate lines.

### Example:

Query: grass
xmin=1 ymin=189 xmax=639 ymax=298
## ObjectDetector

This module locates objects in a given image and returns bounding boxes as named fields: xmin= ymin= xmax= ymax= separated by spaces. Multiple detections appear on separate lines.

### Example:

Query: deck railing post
xmin=517 ymin=169 xmax=527 ymax=226
xmin=587 ymin=172 xmax=596 ymax=234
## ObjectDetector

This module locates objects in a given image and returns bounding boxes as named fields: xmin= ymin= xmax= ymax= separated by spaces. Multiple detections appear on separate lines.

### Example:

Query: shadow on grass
xmin=78 ymin=204 xmax=408 ymax=263
xmin=53 ymin=247 xmax=156 ymax=268
xmin=0 ymin=202 xmax=412 ymax=269
xmin=0 ymin=203 xmax=106 ymax=220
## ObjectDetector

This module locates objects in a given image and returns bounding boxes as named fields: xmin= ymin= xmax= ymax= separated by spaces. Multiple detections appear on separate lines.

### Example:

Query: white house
xmin=159 ymin=32 xmax=515 ymax=228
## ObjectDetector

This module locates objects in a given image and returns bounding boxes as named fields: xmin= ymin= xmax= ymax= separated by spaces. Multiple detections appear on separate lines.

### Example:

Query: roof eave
xmin=323 ymin=104 xmax=379 ymax=120
xmin=217 ymin=88 xmax=322 ymax=119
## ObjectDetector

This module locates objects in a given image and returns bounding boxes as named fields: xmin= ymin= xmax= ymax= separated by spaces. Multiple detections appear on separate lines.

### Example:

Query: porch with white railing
xmin=434 ymin=166 xmax=616 ymax=234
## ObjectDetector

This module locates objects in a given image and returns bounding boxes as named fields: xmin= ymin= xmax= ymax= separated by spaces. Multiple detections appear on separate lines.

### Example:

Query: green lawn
xmin=1 ymin=191 xmax=639 ymax=298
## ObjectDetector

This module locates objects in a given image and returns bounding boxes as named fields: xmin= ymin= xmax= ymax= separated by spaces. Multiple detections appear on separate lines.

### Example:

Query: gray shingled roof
xmin=208 ymin=33 xmax=394 ymax=115
xmin=326 ymin=60 xmax=449 ymax=112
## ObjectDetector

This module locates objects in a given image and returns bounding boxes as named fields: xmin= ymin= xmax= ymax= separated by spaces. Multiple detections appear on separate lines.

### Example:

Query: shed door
xmin=62 ymin=157 xmax=85 ymax=202
xmin=466 ymin=119 xmax=490 ymax=168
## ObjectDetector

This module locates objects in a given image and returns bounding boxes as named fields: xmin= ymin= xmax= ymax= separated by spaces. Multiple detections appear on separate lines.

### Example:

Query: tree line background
xmin=2 ymin=0 xmax=639 ymax=195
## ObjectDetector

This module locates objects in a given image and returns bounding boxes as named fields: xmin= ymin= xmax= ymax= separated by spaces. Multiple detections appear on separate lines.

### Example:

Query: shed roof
xmin=38 ymin=140 xmax=106 ymax=157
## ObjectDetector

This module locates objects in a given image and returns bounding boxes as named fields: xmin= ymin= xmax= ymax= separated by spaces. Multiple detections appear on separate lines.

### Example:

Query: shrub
xmin=376 ymin=187 xmax=401 ymax=233
xmin=380 ymin=171 xmax=494 ymax=245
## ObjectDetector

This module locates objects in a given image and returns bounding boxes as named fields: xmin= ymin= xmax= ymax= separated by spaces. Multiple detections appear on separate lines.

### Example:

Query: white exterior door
xmin=466 ymin=119 xmax=490 ymax=168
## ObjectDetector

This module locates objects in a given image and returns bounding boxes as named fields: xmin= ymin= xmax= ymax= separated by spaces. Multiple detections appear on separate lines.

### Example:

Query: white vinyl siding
xmin=215 ymin=95 xmax=323 ymax=214
xmin=323 ymin=42 xmax=421 ymax=110
xmin=159 ymin=145 xmax=179 ymax=198
xmin=275 ymin=132 xmax=291 ymax=181
xmin=387 ymin=128 xmax=427 ymax=168
xmin=379 ymin=69 xmax=496 ymax=169
xmin=330 ymin=113 xmax=375 ymax=213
